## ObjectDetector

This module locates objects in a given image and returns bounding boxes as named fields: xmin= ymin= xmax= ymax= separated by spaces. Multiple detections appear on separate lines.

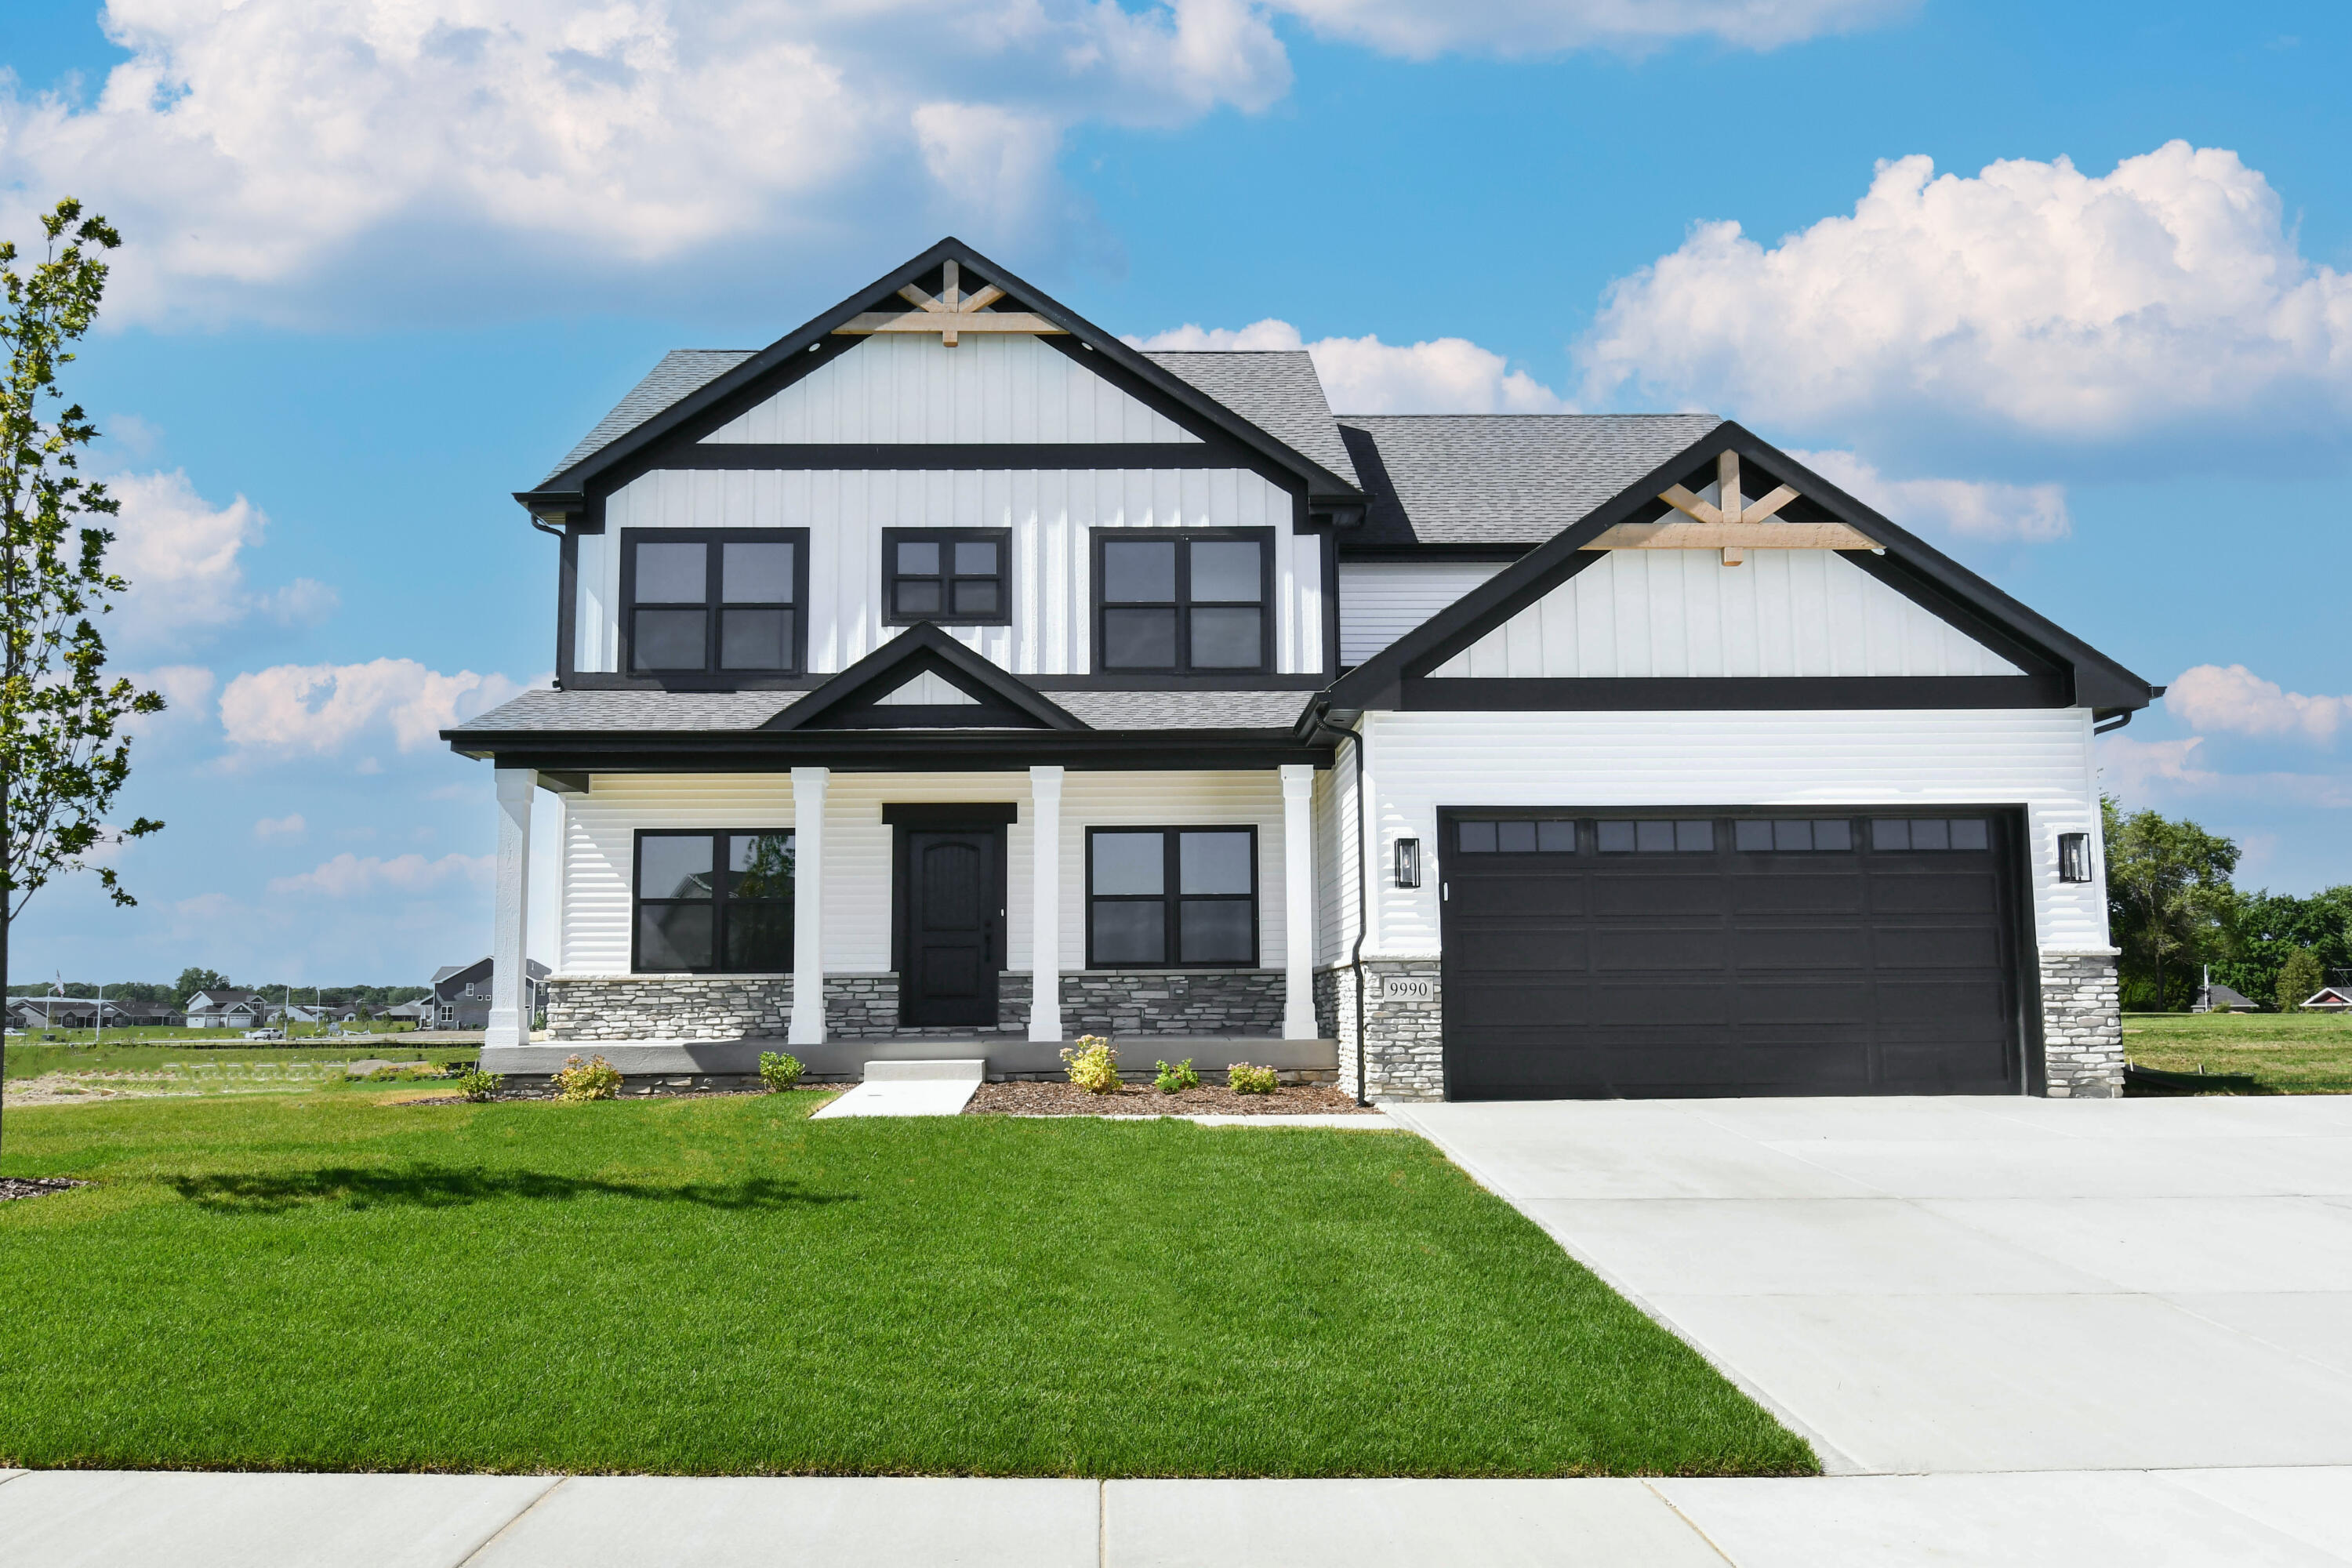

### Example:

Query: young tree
xmin=2103 ymin=797 xmax=2240 ymax=1011
xmin=2 ymin=198 xmax=164 ymax=1150
xmin=2275 ymin=947 xmax=2326 ymax=1015
xmin=172 ymin=966 xmax=231 ymax=1007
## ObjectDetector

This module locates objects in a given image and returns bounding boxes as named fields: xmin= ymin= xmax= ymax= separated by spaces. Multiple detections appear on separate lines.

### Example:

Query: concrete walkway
xmin=6 ymin=1468 xmax=2350 ymax=1565
xmin=1385 ymin=1095 xmax=2352 ymax=1475
xmin=808 ymin=1059 xmax=984 ymax=1118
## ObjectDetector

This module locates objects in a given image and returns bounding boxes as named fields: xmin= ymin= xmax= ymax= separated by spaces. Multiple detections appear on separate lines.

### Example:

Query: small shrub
xmin=1060 ymin=1035 xmax=1120 ymax=1094
xmin=550 ymin=1054 xmax=622 ymax=1102
xmin=758 ymin=1051 xmax=805 ymax=1091
xmin=456 ymin=1067 xmax=503 ymax=1102
xmin=1227 ymin=1062 xmax=1279 ymax=1094
xmin=1154 ymin=1057 xmax=1200 ymax=1094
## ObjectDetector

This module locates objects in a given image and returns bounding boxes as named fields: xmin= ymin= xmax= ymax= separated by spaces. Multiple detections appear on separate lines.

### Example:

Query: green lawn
xmin=0 ymin=1090 xmax=1813 ymax=1479
xmin=2123 ymin=1010 xmax=2352 ymax=1094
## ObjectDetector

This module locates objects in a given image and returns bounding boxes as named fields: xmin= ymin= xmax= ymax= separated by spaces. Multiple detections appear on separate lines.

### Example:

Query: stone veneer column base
xmin=2039 ymin=950 xmax=2123 ymax=1098
xmin=1315 ymin=960 xmax=1443 ymax=1102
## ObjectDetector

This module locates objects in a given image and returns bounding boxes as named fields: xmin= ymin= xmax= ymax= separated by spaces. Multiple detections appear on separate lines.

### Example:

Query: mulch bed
xmin=0 ymin=1177 xmax=89 ymax=1203
xmin=965 ymin=1080 xmax=1376 ymax=1116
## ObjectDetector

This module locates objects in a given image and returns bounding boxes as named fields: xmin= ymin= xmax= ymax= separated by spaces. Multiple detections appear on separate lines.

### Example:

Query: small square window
xmin=1596 ymin=820 xmax=1635 ymax=854
xmin=1537 ymin=821 xmax=1578 ymax=853
xmin=1910 ymin=818 xmax=1951 ymax=851
xmin=1813 ymin=819 xmax=1853 ymax=851
xmin=1458 ymin=821 xmax=1497 ymax=854
xmin=1950 ymin=818 xmax=1988 ymax=851
xmin=1676 ymin=821 xmax=1715 ymax=852
xmin=884 ymin=528 xmax=1011 ymax=626
xmin=1497 ymin=821 xmax=1538 ymax=853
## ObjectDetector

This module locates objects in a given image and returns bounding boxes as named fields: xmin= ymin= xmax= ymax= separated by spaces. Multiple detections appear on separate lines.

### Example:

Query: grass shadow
xmin=169 ymin=1166 xmax=858 ymax=1214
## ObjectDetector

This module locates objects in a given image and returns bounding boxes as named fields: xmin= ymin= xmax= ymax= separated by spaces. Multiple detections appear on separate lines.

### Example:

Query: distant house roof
xmin=2198 ymin=982 xmax=2259 ymax=1010
xmin=2304 ymin=986 xmax=2352 ymax=1010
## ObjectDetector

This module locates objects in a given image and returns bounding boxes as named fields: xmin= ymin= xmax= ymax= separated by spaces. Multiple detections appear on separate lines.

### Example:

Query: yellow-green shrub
xmin=1060 ymin=1036 xmax=1120 ymax=1094
xmin=1226 ymin=1062 xmax=1279 ymax=1094
xmin=1154 ymin=1057 xmax=1201 ymax=1094
xmin=758 ymin=1051 xmax=804 ymax=1091
xmin=551 ymin=1054 xmax=622 ymax=1102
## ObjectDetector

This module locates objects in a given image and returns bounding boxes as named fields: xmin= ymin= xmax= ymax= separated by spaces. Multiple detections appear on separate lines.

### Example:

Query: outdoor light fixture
xmin=2057 ymin=832 xmax=2092 ymax=884
xmin=1395 ymin=837 xmax=1422 ymax=888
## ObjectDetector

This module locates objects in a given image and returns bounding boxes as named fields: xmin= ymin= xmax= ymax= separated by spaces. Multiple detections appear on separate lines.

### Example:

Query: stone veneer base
xmin=2038 ymin=950 xmax=2124 ymax=1098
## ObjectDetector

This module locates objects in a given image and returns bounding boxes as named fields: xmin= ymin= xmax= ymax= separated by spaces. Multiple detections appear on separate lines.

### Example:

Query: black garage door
xmin=1439 ymin=811 xmax=2027 ymax=1098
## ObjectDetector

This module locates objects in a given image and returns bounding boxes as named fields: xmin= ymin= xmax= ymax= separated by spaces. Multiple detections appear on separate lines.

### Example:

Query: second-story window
xmin=1094 ymin=530 xmax=1272 ymax=673
xmin=622 ymin=528 xmax=806 ymax=677
xmin=884 ymin=528 xmax=1011 ymax=625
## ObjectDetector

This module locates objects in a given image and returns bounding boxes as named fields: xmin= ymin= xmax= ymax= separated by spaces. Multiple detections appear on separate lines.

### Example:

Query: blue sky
xmin=5 ymin=0 xmax=2348 ymax=985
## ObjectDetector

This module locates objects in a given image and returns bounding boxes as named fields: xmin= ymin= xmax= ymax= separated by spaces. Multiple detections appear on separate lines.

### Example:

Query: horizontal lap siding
xmin=700 ymin=334 xmax=1198 ymax=445
xmin=557 ymin=769 xmax=1294 ymax=978
xmin=1338 ymin=561 xmax=1508 ymax=664
xmin=1312 ymin=742 xmax=1361 ymax=967
xmin=1429 ymin=550 xmax=2023 ymax=678
xmin=1361 ymin=708 xmax=2103 ymax=958
xmin=584 ymin=467 xmax=1316 ymax=675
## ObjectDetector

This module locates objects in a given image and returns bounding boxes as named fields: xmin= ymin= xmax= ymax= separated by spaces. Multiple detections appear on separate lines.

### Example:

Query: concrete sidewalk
xmin=5 ymin=1468 xmax=2349 ymax=1566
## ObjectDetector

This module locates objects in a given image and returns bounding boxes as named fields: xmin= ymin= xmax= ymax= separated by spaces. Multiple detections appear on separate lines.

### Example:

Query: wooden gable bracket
xmin=1583 ymin=450 xmax=1877 ymax=565
xmin=833 ymin=260 xmax=1069 ymax=346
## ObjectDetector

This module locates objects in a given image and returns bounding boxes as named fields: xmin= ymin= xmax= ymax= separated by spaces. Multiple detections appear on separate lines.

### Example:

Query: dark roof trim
xmin=524 ymin=238 xmax=1363 ymax=508
xmin=450 ymin=735 xmax=1330 ymax=773
xmin=1321 ymin=421 xmax=2157 ymax=715
xmin=763 ymin=623 xmax=1085 ymax=733
xmin=1399 ymin=675 xmax=2068 ymax=711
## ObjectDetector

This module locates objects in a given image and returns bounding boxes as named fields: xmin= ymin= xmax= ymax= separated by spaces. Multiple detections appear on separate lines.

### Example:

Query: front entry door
xmin=899 ymin=829 xmax=1004 ymax=1027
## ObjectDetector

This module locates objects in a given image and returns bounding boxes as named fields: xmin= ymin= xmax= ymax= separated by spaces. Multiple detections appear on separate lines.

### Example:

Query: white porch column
xmin=1029 ymin=765 xmax=1065 ymax=1043
xmin=486 ymin=768 xmax=535 ymax=1049
xmin=1281 ymin=763 xmax=1316 ymax=1040
xmin=789 ymin=766 xmax=829 ymax=1047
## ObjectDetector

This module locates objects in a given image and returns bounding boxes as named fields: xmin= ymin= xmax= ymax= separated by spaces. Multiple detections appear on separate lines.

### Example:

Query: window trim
xmin=618 ymin=528 xmax=809 ymax=681
xmin=1083 ymin=825 xmax=1261 ymax=969
xmin=880 ymin=528 xmax=1014 ymax=627
xmin=1090 ymin=528 xmax=1275 ymax=676
xmin=631 ymin=828 xmax=797 ymax=975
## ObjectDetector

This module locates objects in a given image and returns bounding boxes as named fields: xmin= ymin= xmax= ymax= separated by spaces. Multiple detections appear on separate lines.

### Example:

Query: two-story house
xmin=445 ymin=240 xmax=2154 ymax=1101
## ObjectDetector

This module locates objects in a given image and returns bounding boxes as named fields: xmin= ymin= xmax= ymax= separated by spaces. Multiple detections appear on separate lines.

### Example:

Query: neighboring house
xmin=4 ymin=998 xmax=182 ymax=1029
xmin=2194 ymin=982 xmax=2260 ymax=1014
xmin=380 ymin=1000 xmax=431 ymax=1026
xmin=443 ymin=240 xmax=2156 ymax=1101
xmin=184 ymin=989 xmax=273 ymax=1029
xmin=2303 ymin=986 xmax=2352 ymax=1014
xmin=425 ymin=959 xmax=549 ymax=1030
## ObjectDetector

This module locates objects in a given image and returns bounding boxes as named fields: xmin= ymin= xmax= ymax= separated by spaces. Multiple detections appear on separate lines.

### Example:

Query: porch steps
xmin=809 ymin=1059 xmax=985 ymax=1119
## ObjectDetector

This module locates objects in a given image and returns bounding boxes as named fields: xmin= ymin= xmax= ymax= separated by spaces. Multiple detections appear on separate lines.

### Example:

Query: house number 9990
xmin=1381 ymin=977 xmax=1436 ymax=1002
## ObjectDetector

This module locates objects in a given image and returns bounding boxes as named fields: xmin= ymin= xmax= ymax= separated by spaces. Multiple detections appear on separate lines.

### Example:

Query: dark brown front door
xmin=899 ymin=829 xmax=1003 ymax=1027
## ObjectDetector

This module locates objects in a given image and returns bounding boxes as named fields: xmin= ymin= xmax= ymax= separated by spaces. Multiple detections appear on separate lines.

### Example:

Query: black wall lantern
xmin=1395 ymin=837 xmax=1421 ymax=888
xmin=2057 ymin=832 xmax=2092 ymax=884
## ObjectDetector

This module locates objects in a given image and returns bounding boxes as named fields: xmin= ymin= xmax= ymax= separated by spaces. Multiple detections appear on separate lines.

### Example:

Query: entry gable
xmin=766 ymin=623 xmax=1086 ymax=732
xmin=1324 ymin=424 xmax=2157 ymax=720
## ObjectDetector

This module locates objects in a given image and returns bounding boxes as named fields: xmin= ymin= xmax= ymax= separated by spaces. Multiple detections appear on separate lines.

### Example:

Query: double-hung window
xmin=883 ymin=528 xmax=1011 ymax=624
xmin=622 ymin=528 xmax=806 ymax=677
xmin=634 ymin=830 xmax=795 ymax=972
xmin=1086 ymin=827 xmax=1258 ymax=967
xmin=1094 ymin=531 xmax=1271 ymax=673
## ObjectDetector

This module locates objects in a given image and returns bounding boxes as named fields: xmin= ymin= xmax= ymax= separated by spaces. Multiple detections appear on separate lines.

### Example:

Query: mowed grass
xmin=2 ymin=1042 xmax=479 ymax=1093
xmin=2124 ymin=1010 xmax=2352 ymax=1094
xmin=0 ymin=1091 xmax=1813 ymax=1479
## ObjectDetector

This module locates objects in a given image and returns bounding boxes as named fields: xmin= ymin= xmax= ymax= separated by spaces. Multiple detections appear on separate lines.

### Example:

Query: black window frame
xmin=1084 ymin=826 xmax=1261 ymax=969
xmin=631 ymin=829 xmax=797 ymax=975
xmin=881 ymin=528 xmax=1013 ymax=627
xmin=619 ymin=528 xmax=809 ymax=681
xmin=1090 ymin=528 xmax=1275 ymax=675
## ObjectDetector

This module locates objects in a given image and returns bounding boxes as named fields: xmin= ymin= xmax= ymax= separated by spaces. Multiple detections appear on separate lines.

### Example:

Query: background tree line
xmin=2105 ymin=797 xmax=2349 ymax=1011
xmin=6 ymin=967 xmax=428 ymax=1011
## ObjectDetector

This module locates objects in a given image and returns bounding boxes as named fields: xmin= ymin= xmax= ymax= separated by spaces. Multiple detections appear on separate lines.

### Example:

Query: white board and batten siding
xmin=1429 ymin=550 xmax=2023 ymax=679
xmin=702 ymin=333 xmax=1198 ymax=446
xmin=1345 ymin=708 xmax=2108 ymax=964
xmin=577 ymin=466 xmax=1321 ymax=677
xmin=556 ymin=770 xmax=1295 ymax=978
xmin=1338 ymin=560 xmax=1509 ymax=665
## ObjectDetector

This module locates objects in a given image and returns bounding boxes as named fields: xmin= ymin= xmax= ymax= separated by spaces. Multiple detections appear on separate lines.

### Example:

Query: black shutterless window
xmin=1094 ymin=531 xmax=1271 ymax=673
xmin=1087 ymin=827 xmax=1258 ymax=967
xmin=883 ymin=528 xmax=1011 ymax=625
xmin=622 ymin=529 xmax=806 ymax=677
xmin=634 ymin=830 xmax=795 ymax=973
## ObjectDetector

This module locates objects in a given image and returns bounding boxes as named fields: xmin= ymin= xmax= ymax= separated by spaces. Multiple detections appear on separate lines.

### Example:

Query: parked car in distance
xmin=242 ymin=1029 xmax=284 ymax=1041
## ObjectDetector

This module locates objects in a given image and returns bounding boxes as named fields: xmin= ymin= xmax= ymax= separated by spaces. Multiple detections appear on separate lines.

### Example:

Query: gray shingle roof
xmin=451 ymin=686 xmax=1308 ymax=736
xmin=1338 ymin=414 xmax=1722 ymax=546
xmin=545 ymin=350 xmax=756 ymax=483
xmin=1145 ymin=351 xmax=1358 ymax=488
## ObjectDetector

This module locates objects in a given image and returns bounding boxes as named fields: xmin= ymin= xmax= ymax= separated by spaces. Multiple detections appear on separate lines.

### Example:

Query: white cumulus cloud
xmin=2097 ymin=735 xmax=2220 ymax=798
xmin=1132 ymin=318 xmax=1571 ymax=412
xmin=104 ymin=470 xmax=339 ymax=654
xmin=1581 ymin=141 xmax=2352 ymax=451
xmin=219 ymin=658 xmax=528 ymax=755
xmin=1788 ymin=449 xmax=2070 ymax=543
xmin=267 ymin=851 xmax=495 ymax=898
xmin=253 ymin=813 xmax=307 ymax=840
xmin=2166 ymin=665 xmax=2349 ymax=746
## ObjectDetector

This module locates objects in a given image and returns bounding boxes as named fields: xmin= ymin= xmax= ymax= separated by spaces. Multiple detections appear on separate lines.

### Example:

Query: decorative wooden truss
xmin=833 ymin=261 xmax=1065 ymax=347
xmin=1584 ymin=450 xmax=1876 ymax=564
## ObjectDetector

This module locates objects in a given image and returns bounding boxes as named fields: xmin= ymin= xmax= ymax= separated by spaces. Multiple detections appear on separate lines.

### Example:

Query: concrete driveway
xmin=1385 ymin=1095 xmax=2352 ymax=1475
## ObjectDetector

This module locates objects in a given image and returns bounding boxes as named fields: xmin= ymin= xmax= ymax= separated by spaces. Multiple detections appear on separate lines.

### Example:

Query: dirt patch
xmin=966 ymin=1080 xmax=1375 ymax=1116
xmin=3 ymin=1071 xmax=184 ymax=1107
xmin=1 ymin=1177 xmax=89 ymax=1202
